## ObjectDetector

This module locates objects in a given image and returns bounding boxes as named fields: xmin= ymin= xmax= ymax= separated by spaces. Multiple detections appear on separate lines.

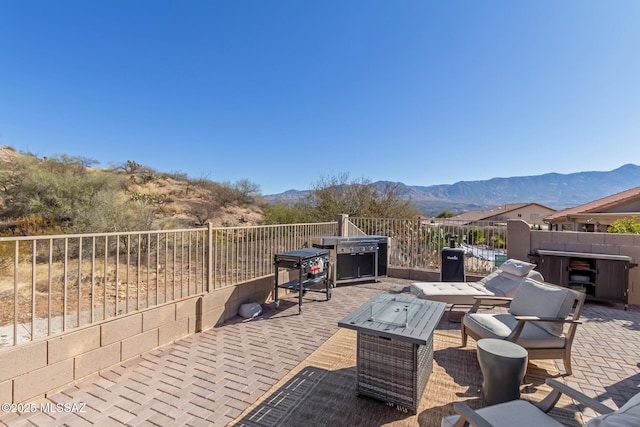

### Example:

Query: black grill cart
xmin=274 ymin=248 xmax=331 ymax=314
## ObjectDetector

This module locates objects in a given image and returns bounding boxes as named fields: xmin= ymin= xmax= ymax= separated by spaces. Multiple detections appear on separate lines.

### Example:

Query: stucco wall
xmin=493 ymin=205 xmax=555 ymax=226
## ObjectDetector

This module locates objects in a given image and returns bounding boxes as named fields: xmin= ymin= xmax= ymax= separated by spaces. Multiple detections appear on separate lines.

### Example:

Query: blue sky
xmin=1 ymin=1 xmax=639 ymax=195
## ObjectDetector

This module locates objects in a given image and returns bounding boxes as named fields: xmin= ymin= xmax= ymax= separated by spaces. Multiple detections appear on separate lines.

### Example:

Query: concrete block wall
xmin=389 ymin=267 xmax=484 ymax=283
xmin=0 ymin=272 xmax=276 ymax=404
xmin=388 ymin=266 xmax=440 ymax=282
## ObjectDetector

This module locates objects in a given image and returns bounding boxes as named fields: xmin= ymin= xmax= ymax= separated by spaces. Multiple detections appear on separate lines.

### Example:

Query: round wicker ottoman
xmin=477 ymin=338 xmax=528 ymax=405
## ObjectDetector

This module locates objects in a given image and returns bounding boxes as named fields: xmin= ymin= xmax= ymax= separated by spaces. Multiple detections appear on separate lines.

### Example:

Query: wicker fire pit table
xmin=338 ymin=294 xmax=446 ymax=413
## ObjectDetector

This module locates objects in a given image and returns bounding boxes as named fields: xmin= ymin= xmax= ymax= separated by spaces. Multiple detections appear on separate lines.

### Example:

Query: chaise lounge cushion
xmin=411 ymin=262 xmax=543 ymax=306
xmin=411 ymin=280 xmax=497 ymax=305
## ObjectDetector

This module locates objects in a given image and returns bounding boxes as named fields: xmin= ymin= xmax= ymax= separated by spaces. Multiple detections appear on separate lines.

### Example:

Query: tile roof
xmin=452 ymin=203 xmax=549 ymax=222
xmin=545 ymin=185 xmax=640 ymax=222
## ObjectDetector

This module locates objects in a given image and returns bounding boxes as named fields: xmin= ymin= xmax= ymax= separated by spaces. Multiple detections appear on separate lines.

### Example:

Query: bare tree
xmin=301 ymin=173 xmax=420 ymax=221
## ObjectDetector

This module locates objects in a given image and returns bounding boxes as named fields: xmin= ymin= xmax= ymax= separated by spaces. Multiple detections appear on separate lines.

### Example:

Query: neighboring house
xmin=544 ymin=186 xmax=640 ymax=232
xmin=446 ymin=203 xmax=556 ymax=226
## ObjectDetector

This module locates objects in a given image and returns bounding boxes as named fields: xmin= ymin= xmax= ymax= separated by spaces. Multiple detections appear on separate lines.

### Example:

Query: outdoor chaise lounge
xmin=441 ymin=378 xmax=640 ymax=427
xmin=410 ymin=259 xmax=543 ymax=308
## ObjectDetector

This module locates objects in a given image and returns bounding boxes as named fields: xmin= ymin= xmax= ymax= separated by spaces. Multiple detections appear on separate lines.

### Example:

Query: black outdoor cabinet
xmin=336 ymin=250 xmax=377 ymax=281
xmin=536 ymin=249 xmax=634 ymax=309
xmin=441 ymin=247 xmax=465 ymax=282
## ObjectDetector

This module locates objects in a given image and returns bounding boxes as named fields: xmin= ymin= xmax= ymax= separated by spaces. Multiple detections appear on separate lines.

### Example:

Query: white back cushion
xmin=509 ymin=279 xmax=575 ymax=336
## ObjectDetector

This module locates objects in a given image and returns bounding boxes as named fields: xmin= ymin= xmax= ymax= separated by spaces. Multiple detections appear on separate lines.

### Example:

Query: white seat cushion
xmin=585 ymin=391 xmax=640 ymax=426
xmin=441 ymin=399 xmax=565 ymax=427
xmin=411 ymin=270 xmax=543 ymax=305
xmin=463 ymin=313 xmax=566 ymax=349
xmin=411 ymin=281 xmax=494 ymax=305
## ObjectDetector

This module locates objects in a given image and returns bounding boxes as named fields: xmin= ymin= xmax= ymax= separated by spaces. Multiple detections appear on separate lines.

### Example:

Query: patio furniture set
xmin=414 ymin=258 xmax=639 ymax=425
xmin=274 ymin=250 xmax=639 ymax=426
xmin=274 ymin=248 xmax=640 ymax=427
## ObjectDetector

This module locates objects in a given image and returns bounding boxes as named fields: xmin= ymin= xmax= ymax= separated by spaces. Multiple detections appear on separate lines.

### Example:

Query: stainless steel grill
xmin=311 ymin=235 xmax=389 ymax=285
xmin=336 ymin=241 xmax=378 ymax=254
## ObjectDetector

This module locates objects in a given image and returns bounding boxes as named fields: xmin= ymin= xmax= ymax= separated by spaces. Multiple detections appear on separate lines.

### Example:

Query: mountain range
xmin=264 ymin=164 xmax=640 ymax=216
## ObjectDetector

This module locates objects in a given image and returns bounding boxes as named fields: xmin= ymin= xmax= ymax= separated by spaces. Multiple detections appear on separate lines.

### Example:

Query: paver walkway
xmin=0 ymin=279 xmax=638 ymax=426
xmin=562 ymin=302 xmax=640 ymax=420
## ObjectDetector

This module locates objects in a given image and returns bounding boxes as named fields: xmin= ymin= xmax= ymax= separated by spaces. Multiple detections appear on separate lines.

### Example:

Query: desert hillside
xmin=0 ymin=146 xmax=265 ymax=229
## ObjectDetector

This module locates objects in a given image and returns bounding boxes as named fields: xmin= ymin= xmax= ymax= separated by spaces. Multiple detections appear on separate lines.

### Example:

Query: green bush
xmin=467 ymin=228 xmax=485 ymax=245
xmin=261 ymin=203 xmax=312 ymax=225
xmin=608 ymin=216 xmax=640 ymax=234
xmin=0 ymin=155 xmax=154 ymax=233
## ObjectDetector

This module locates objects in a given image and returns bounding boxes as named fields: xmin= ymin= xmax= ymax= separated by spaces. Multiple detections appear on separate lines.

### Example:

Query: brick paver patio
xmin=1 ymin=279 xmax=638 ymax=426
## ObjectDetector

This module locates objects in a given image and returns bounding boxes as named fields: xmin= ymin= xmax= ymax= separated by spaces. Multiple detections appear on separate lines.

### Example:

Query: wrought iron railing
xmin=209 ymin=222 xmax=338 ymax=289
xmin=348 ymin=217 xmax=508 ymax=273
xmin=0 ymin=217 xmax=508 ymax=347
xmin=0 ymin=222 xmax=337 ymax=346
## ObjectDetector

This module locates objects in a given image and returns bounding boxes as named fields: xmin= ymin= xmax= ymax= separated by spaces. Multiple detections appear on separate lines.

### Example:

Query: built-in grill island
xmin=311 ymin=235 xmax=389 ymax=285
